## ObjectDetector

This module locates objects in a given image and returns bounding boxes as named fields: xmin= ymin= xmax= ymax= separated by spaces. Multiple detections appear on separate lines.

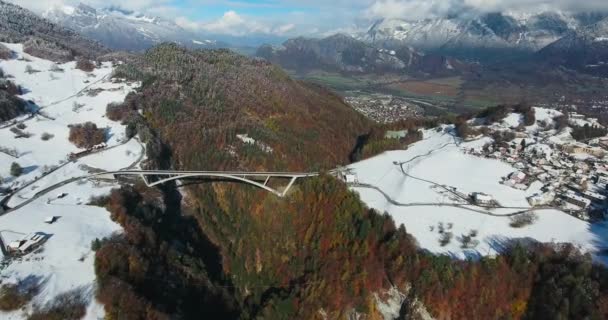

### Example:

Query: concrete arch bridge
xmin=92 ymin=170 xmax=323 ymax=197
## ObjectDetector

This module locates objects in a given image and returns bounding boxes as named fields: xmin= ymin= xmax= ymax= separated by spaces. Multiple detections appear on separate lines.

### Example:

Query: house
xmin=45 ymin=216 xmax=58 ymax=224
xmin=569 ymin=112 xmax=585 ymax=120
xmin=509 ymin=171 xmax=527 ymax=183
xmin=342 ymin=173 xmax=358 ymax=184
xmin=528 ymin=192 xmax=555 ymax=206
xmin=472 ymin=192 xmax=494 ymax=205
xmin=7 ymin=233 xmax=47 ymax=255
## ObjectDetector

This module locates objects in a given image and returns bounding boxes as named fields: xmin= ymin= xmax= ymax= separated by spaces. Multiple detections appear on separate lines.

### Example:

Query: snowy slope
xmin=347 ymin=126 xmax=608 ymax=261
xmin=0 ymin=43 xmax=142 ymax=319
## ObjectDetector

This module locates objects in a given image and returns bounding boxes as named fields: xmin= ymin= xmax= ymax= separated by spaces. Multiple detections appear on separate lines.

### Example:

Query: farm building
xmin=7 ymin=232 xmax=47 ymax=255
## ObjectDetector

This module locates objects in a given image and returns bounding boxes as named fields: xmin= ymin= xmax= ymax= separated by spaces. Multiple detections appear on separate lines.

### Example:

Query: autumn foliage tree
xmin=68 ymin=122 xmax=105 ymax=148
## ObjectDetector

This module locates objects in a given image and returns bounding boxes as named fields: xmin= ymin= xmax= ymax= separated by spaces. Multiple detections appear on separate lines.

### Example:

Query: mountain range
xmin=357 ymin=11 xmax=608 ymax=62
xmin=29 ymin=2 xmax=608 ymax=76
xmin=256 ymin=34 xmax=467 ymax=76
xmin=42 ymin=3 xmax=224 ymax=52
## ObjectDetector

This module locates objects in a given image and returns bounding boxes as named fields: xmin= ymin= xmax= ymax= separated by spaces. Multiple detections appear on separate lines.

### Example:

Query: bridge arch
xmin=143 ymin=173 xmax=289 ymax=196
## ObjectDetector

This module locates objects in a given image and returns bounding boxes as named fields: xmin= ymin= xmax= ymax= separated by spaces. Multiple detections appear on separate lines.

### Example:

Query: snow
xmin=0 ymin=43 xmax=143 ymax=319
xmin=502 ymin=113 xmax=523 ymax=128
xmin=348 ymin=127 xmax=608 ymax=261
xmin=0 ymin=196 xmax=122 ymax=317
xmin=594 ymin=37 xmax=608 ymax=42
xmin=0 ymin=43 xmax=140 ymax=190
xmin=61 ymin=5 xmax=75 ymax=15
xmin=236 ymin=133 xmax=256 ymax=145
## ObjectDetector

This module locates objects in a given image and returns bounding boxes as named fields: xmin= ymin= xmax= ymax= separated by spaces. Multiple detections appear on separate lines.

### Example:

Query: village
xmin=344 ymin=92 xmax=424 ymax=123
xmin=465 ymin=111 xmax=608 ymax=222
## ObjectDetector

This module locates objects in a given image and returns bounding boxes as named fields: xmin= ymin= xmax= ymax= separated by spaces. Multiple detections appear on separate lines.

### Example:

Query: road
xmin=0 ymin=136 xmax=142 ymax=215
xmin=350 ymin=183 xmax=558 ymax=217
xmin=0 ymin=232 xmax=7 ymax=256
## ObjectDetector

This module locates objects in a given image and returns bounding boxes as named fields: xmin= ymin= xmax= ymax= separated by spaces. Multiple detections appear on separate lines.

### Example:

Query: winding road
xmin=350 ymin=183 xmax=557 ymax=218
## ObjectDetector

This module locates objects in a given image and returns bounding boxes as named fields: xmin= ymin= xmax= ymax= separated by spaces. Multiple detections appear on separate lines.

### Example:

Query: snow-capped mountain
xmin=43 ymin=3 xmax=219 ymax=52
xmin=357 ymin=11 xmax=607 ymax=61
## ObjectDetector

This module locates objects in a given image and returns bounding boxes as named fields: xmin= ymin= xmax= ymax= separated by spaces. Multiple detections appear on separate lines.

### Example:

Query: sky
xmin=9 ymin=0 xmax=608 ymax=37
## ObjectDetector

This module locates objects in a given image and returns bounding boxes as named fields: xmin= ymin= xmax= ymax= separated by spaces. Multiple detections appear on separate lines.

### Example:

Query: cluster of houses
xmin=466 ymin=127 xmax=608 ymax=221
xmin=344 ymin=93 xmax=423 ymax=123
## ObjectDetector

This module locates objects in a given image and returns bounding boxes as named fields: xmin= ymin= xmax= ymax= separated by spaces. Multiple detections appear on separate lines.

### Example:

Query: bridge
xmin=1 ymin=169 xmax=346 ymax=215
xmin=91 ymin=170 xmax=324 ymax=197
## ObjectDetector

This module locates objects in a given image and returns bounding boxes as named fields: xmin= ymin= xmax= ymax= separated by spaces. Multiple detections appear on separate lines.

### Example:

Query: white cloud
xmin=178 ymin=11 xmax=299 ymax=36
xmin=365 ymin=0 xmax=608 ymax=21
xmin=274 ymin=23 xmax=295 ymax=35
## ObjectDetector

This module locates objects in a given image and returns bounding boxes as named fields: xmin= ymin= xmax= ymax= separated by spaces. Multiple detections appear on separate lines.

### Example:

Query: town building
xmin=583 ymin=191 xmax=607 ymax=203
xmin=528 ymin=192 xmax=555 ymax=206
xmin=562 ymin=143 xmax=606 ymax=158
xmin=562 ymin=191 xmax=592 ymax=209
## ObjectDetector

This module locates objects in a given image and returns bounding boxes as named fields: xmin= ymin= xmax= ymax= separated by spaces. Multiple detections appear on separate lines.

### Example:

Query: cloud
xmin=274 ymin=23 xmax=296 ymax=35
xmin=177 ymin=11 xmax=294 ymax=36
xmin=365 ymin=0 xmax=608 ymax=21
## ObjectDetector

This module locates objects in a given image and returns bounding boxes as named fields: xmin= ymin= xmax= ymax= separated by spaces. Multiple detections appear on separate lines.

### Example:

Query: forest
xmin=92 ymin=43 xmax=608 ymax=319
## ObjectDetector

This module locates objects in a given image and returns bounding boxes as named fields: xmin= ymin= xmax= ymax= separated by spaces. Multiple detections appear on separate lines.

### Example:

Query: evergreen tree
xmin=10 ymin=162 xmax=22 ymax=177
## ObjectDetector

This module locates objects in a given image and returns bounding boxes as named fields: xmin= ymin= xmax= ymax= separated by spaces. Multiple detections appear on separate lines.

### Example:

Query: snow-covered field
xmin=348 ymin=124 xmax=608 ymax=262
xmin=0 ymin=43 xmax=141 ymax=319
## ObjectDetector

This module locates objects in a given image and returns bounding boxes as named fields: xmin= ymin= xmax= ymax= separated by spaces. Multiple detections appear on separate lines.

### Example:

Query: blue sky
xmin=12 ymin=0 xmax=608 ymax=37
xmin=180 ymin=0 xmax=319 ymax=19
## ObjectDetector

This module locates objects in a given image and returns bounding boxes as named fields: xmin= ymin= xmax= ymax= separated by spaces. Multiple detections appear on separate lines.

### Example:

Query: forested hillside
xmin=90 ymin=43 xmax=608 ymax=319
xmin=116 ymin=43 xmax=372 ymax=171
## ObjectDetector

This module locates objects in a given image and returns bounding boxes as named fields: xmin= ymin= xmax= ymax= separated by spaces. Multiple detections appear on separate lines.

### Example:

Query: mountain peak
xmin=76 ymin=2 xmax=96 ymax=14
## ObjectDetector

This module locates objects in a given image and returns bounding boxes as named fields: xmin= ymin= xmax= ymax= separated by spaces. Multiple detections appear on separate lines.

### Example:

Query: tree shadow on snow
xmin=22 ymin=165 xmax=39 ymax=175
xmin=588 ymin=221 xmax=608 ymax=264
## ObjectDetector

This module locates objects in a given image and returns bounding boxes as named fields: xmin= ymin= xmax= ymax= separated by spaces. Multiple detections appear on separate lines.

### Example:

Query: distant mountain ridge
xmin=43 ymin=3 xmax=223 ymax=52
xmin=356 ymin=11 xmax=608 ymax=62
xmin=257 ymin=34 xmax=467 ymax=76
xmin=538 ymin=17 xmax=608 ymax=76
